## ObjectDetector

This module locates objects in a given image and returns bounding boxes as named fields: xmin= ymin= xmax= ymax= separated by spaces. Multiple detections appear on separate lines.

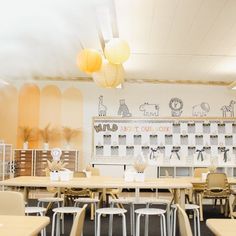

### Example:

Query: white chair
xmin=135 ymin=208 xmax=166 ymax=236
xmin=96 ymin=207 xmax=127 ymax=236
xmin=74 ymin=197 xmax=100 ymax=236
xmin=37 ymin=197 xmax=64 ymax=209
xmin=171 ymin=204 xmax=200 ymax=236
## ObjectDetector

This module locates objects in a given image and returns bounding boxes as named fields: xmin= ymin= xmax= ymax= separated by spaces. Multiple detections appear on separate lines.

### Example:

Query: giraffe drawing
xmin=221 ymin=100 xmax=236 ymax=117
xmin=98 ymin=95 xmax=107 ymax=116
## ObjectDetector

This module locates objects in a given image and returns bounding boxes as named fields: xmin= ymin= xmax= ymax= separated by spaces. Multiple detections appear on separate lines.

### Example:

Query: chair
xmin=70 ymin=205 xmax=87 ymax=236
xmin=171 ymin=204 xmax=200 ymax=236
xmin=176 ymin=204 xmax=193 ymax=236
xmin=0 ymin=191 xmax=25 ymax=215
xmin=192 ymin=168 xmax=209 ymax=220
xmin=64 ymin=171 xmax=92 ymax=206
xmin=199 ymin=173 xmax=232 ymax=220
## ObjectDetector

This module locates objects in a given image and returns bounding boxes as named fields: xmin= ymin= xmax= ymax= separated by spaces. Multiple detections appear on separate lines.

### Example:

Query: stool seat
xmin=135 ymin=208 xmax=166 ymax=216
xmin=74 ymin=198 xmax=99 ymax=203
xmin=172 ymin=203 xmax=200 ymax=210
xmin=110 ymin=198 xmax=134 ymax=204
xmin=53 ymin=207 xmax=82 ymax=214
xmin=96 ymin=207 xmax=127 ymax=215
xmin=38 ymin=197 xmax=64 ymax=203
xmin=25 ymin=207 xmax=46 ymax=214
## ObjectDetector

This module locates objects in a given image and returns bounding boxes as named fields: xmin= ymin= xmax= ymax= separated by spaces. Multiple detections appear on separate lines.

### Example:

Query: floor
xmin=26 ymin=189 xmax=232 ymax=236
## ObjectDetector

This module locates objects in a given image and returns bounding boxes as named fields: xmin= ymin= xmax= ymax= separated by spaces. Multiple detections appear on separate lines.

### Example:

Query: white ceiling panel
xmin=0 ymin=0 xmax=236 ymax=83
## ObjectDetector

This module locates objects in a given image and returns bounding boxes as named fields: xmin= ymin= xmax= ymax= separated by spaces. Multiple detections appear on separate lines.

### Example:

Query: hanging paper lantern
xmin=104 ymin=38 xmax=130 ymax=64
xmin=93 ymin=62 xmax=124 ymax=88
xmin=77 ymin=49 xmax=102 ymax=73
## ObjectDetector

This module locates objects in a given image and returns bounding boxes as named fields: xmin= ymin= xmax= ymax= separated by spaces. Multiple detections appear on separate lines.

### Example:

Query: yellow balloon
xmin=77 ymin=49 xmax=102 ymax=73
xmin=93 ymin=62 xmax=124 ymax=88
xmin=104 ymin=38 xmax=130 ymax=64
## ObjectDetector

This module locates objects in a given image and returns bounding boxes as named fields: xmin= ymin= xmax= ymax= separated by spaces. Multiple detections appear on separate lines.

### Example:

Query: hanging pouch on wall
xmin=218 ymin=147 xmax=232 ymax=165
xmin=225 ymin=135 xmax=233 ymax=146
xmin=141 ymin=146 xmax=150 ymax=156
xmin=126 ymin=146 xmax=134 ymax=156
xmin=149 ymin=146 xmax=164 ymax=165
xmin=149 ymin=135 xmax=158 ymax=145
xmin=218 ymin=123 xmax=226 ymax=134
xmin=172 ymin=123 xmax=181 ymax=133
xmin=133 ymin=135 xmax=142 ymax=145
xmin=203 ymin=123 xmax=211 ymax=133
xmin=187 ymin=123 xmax=196 ymax=133
xmin=170 ymin=146 xmax=181 ymax=164
xmin=195 ymin=135 xmax=203 ymax=145
xmin=111 ymin=146 xmax=119 ymax=156
xmin=96 ymin=145 xmax=104 ymax=156
xmin=103 ymin=134 xmax=111 ymax=145
xmin=210 ymin=135 xmax=218 ymax=145
xmin=118 ymin=135 xmax=126 ymax=145
xmin=165 ymin=134 xmax=173 ymax=145
xmin=180 ymin=134 xmax=188 ymax=145
xmin=232 ymin=124 xmax=236 ymax=133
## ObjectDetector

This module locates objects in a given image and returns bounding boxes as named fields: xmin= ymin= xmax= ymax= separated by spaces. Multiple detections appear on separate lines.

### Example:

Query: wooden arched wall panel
xmin=62 ymin=87 xmax=83 ymax=164
xmin=0 ymin=85 xmax=18 ymax=146
xmin=17 ymin=84 xmax=40 ymax=148
xmin=40 ymin=85 xmax=62 ymax=148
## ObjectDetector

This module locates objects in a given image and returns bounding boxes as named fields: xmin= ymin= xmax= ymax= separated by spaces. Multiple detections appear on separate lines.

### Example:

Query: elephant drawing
xmin=139 ymin=102 xmax=159 ymax=116
xmin=192 ymin=102 xmax=210 ymax=117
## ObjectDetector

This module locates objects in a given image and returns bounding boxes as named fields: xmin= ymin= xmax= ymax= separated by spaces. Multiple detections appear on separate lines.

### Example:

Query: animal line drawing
xmin=169 ymin=98 xmax=183 ymax=117
xmin=221 ymin=100 xmax=236 ymax=117
xmin=139 ymin=102 xmax=159 ymax=116
xmin=192 ymin=102 xmax=210 ymax=117
xmin=98 ymin=95 xmax=107 ymax=116
xmin=117 ymin=99 xmax=132 ymax=117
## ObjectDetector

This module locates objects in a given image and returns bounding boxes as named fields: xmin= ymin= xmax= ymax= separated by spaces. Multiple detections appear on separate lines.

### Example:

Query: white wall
xmin=10 ymin=80 xmax=236 ymax=166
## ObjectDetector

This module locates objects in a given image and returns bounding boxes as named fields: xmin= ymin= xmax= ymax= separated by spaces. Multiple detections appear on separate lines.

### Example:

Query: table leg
xmin=179 ymin=189 xmax=185 ymax=209
xmin=23 ymin=187 xmax=29 ymax=202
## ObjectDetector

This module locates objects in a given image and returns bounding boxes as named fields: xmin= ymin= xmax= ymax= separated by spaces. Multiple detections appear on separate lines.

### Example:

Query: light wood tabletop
xmin=206 ymin=219 xmax=236 ymax=236
xmin=0 ymin=215 xmax=50 ymax=236
xmin=0 ymin=176 xmax=192 ymax=209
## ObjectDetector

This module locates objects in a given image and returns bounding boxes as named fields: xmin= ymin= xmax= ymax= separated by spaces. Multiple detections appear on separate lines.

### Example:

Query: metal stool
xmin=171 ymin=204 xmax=200 ymax=236
xmin=25 ymin=206 xmax=47 ymax=236
xmin=96 ymin=207 xmax=127 ymax=236
xmin=74 ymin=197 xmax=100 ymax=236
xmin=110 ymin=198 xmax=134 ymax=236
xmin=51 ymin=206 xmax=84 ymax=236
xmin=135 ymin=208 xmax=166 ymax=236
xmin=37 ymin=197 xmax=64 ymax=209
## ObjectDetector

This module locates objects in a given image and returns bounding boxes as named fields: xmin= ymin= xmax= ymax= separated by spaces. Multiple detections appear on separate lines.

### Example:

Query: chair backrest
xmin=74 ymin=171 xmax=86 ymax=178
xmin=176 ymin=204 xmax=193 ymax=236
xmin=0 ymin=191 xmax=25 ymax=215
xmin=206 ymin=172 xmax=228 ymax=190
xmin=90 ymin=167 xmax=100 ymax=176
xmin=70 ymin=204 xmax=87 ymax=236
xmin=193 ymin=168 xmax=209 ymax=177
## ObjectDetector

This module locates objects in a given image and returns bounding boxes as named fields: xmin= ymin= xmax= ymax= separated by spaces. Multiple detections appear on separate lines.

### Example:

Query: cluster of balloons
xmin=77 ymin=38 xmax=130 ymax=88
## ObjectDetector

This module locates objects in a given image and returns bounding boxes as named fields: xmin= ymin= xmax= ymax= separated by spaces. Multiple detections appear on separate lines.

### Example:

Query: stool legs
xmin=97 ymin=212 xmax=127 ymax=236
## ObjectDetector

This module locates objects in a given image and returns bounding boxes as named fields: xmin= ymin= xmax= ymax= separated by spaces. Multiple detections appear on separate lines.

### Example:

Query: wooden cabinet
xmin=13 ymin=149 xmax=79 ymax=177
xmin=14 ymin=149 xmax=33 ymax=177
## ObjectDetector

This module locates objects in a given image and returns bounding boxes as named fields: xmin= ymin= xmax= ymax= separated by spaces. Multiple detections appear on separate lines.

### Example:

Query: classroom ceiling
xmin=1 ymin=0 xmax=236 ymax=86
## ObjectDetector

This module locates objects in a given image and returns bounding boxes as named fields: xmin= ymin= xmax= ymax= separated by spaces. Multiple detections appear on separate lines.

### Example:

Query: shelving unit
xmin=0 ymin=144 xmax=13 ymax=181
xmin=13 ymin=149 xmax=79 ymax=177
xmin=14 ymin=149 xmax=34 ymax=177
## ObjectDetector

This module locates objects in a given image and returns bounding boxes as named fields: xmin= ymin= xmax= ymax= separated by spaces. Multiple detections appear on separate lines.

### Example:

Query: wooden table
xmin=206 ymin=219 xmax=236 ymax=236
xmin=0 ymin=176 xmax=192 ymax=209
xmin=0 ymin=215 xmax=50 ymax=236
